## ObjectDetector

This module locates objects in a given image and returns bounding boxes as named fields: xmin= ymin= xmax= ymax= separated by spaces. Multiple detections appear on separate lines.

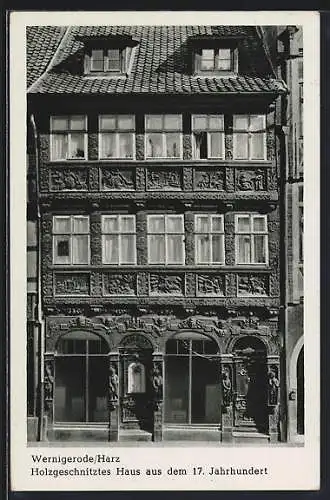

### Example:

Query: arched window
xmin=127 ymin=362 xmax=146 ymax=393
xmin=165 ymin=332 xmax=220 ymax=424
xmin=54 ymin=331 xmax=109 ymax=423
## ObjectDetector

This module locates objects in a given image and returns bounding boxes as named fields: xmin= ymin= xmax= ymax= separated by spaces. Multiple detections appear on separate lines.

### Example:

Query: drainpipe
xmin=30 ymin=113 xmax=44 ymax=441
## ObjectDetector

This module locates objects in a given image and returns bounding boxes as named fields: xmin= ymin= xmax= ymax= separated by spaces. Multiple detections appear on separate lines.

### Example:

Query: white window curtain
xmin=235 ymin=214 xmax=268 ymax=264
xmin=102 ymin=215 xmax=136 ymax=265
xmin=148 ymin=215 xmax=184 ymax=264
xmin=195 ymin=215 xmax=224 ymax=264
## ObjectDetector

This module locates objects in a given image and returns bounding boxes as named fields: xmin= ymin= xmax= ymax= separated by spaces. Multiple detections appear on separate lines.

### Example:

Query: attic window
xmin=201 ymin=48 xmax=232 ymax=71
xmin=88 ymin=48 xmax=123 ymax=74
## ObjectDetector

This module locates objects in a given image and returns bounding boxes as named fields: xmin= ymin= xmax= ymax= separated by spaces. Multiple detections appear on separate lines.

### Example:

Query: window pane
xmin=166 ymin=133 xmax=181 ymax=158
xmin=209 ymin=132 xmax=223 ymax=158
xmin=52 ymin=117 xmax=68 ymax=131
xmin=234 ymin=133 xmax=248 ymax=159
xmin=146 ymin=115 xmax=162 ymax=130
xmin=103 ymin=234 xmax=119 ymax=263
xmin=72 ymin=235 xmax=89 ymax=264
xmin=69 ymin=133 xmax=85 ymax=159
xmin=249 ymin=115 xmax=265 ymax=131
xmin=121 ymin=216 xmax=135 ymax=233
xmin=193 ymin=132 xmax=207 ymax=159
xmin=99 ymin=116 xmax=116 ymax=130
xmin=166 ymin=215 xmax=183 ymax=233
xmin=118 ymin=133 xmax=133 ymax=158
xmin=253 ymin=216 xmax=266 ymax=232
xmin=164 ymin=115 xmax=181 ymax=130
xmin=54 ymin=236 xmax=70 ymax=264
xmin=148 ymin=216 xmax=165 ymax=233
xmin=167 ymin=235 xmax=183 ymax=264
xmin=118 ymin=116 xmax=135 ymax=130
xmin=107 ymin=49 xmax=121 ymax=71
xmin=254 ymin=235 xmax=266 ymax=263
xmin=196 ymin=234 xmax=210 ymax=263
xmin=100 ymin=133 xmax=116 ymax=158
xmin=73 ymin=216 xmax=89 ymax=233
xmin=217 ymin=49 xmax=231 ymax=70
xmin=54 ymin=217 xmax=71 ymax=233
xmin=251 ymin=133 xmax=265 ymax=159
xmin=103 ymin=216 xmax=119 ymax=233
xmin=211 ymin=216 xmax=223 ymax=232
xmin=201 ymin=49 xmax=214 ymax=70
xmin=121 ymin=235 xmax=136 ymax=264
xmin=70 ymin=116 xmax=86 ymax=131
xmin=209 ymin=115 xmax=224 ymax=130
xmin=165 ymin=356 xmax=189 ymax=424
xmin=91 ymin=50 xmax=104 ymax=71
xmin=55 ymin=357 xmax=85 ymax=422
xmin=233 ymin=116 xmax=249 ymax=130
xmin=52 ymin=134 xmax=68 ymax=160
xmin=146 ymin=133 xmax=163 ymax=157
xmin=195 ymin=215 xmax=210 ymax=233
xmin=193 ymin=115 xmax=207 ymax=130
xmin=237 ymin=216 xmax=251 ymax=232
xmin=212 ymin=235 xmax=224 ymax=263
xmin=238 ymin=235 xmax=251 ymax=263
xmin=148 ymin=235 xmax=165 ymax=263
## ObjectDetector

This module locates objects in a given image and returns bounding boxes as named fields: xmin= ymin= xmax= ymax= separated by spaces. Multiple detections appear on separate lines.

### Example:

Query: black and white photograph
xmin=10 ymin=11 xmax=319 ymax=491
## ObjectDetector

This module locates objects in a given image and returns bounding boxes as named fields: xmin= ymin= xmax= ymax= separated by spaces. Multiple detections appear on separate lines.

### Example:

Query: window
xmin=50 ymin=116 xmax=87 ymax=161
xmin=53 ymin=216 xmax=89 ymax=265
xmin=99 ymin=115 xmax=135 ymax=159
xmin=192 ymin=115 xmax=225 ymax=159
xmin=145 ymin=115 xmax=182 ymax=159
xmin=233 ymin=115 xmax=266 ymax=160
xmin=102 ymin=215 xmax=136 ymax=265
xmin=195 ymin=215 xmax=225 ymax=264
xmin=235 ymin=214 xmax=268 ymax=264
xmin=200 ymin=48 xmax=232 ymax=71
xmin=147 ymin=215 xmax=185 ymax=265
xmin=90 ymin=48 xmax=123 ymax=73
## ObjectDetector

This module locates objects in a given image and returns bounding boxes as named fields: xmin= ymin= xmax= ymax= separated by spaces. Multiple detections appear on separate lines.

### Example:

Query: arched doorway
xmin=297 ymin=347 xmax=304 ymax=435
xmin=233 ymin=336 xmax=268 ymax=433
xmin=54 ymin=330 xmax=110 ymax=423
xmin=119 ymin=334 xmax=153 ymax=432
xmin=165 ymin=332 xmax=221 ymax=425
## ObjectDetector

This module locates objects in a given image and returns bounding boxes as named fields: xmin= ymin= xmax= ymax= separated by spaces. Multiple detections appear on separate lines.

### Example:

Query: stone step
xmin=53 ymin=426 xmax=109 ymax=442
xmin=232 ymin=430 xmax=270 ymax=444
xmin=119 ymin=429 xmax=152 ymax=442
xmin=163 ymin=426 xmax=220 ymax=442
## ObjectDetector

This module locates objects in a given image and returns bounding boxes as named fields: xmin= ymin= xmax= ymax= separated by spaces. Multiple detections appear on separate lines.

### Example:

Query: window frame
xmin=89 ymin=47 xmax=124 ymax=74
xmin=98 ymin=115 xmax=136 ymax=160
xmin=50 ymin=116 xmax=88 ymax=161
xmin=194 ymin=214 xmax=225 ymax=265
xmin=147 ymin=214 xmax=185 ymax=265
xmin=101 ymin=214 xmax=137 ymax=265
xmin=234 ymin=213 xmax=269 ymax=265
xmin=200 ymin=48 xmax=233 ymax=72
xmin=52 ymin=215 xmax=90 ymax=265
xmin=191 ymin=114 xmax=225 ymax=160
xmin=145 ymin=114 xmax=183 ymax=160
xmin=232 ymin=114 xmax=267 ymax=161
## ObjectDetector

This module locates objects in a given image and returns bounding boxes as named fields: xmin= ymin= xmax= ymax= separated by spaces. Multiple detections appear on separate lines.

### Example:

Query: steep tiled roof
xmin=26 ymin=26 xmax=67 ymax=88
xmin=27 ymin=25 xmax=287 ymax=95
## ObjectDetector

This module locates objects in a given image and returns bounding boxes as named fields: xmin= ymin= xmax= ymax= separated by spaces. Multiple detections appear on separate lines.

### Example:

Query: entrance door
xmin=233 ymin=337 xmax=268 ymax=433
xmin=119 ymin=334 xmax=153 ymax=431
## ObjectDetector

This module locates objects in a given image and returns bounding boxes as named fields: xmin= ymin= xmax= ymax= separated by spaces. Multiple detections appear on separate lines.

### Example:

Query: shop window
xmin=54 ymin=331 xmax=109 ymax=423
xmin=50 ymin=116 xmax=87 ymax=161
xmin=53 ymin=215 xmax=90 ymax=265
xmin=233 ymin=115 xmax=266 ymax=160
xmin=165 ymin=333 xmax=221 ymax=424
xmin=99 ymin=115 xmax=135 ymax=159
xmin=194 ymin=214 xmax=225 ymax=264
xmin=145 ymin=114 xmax=182 ymax=159
xmin=147 ymin=214 xmax=185 ymax=265
xmin=192 ymin=115 xmax=225 ymax=159
xmin=102 ymin=215 xmax=136 ymax=265
xmin=235 ymin=214 xmax=268 ymax=265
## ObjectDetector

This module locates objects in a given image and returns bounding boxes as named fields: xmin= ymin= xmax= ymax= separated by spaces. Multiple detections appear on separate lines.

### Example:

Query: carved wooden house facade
xmin=26 ymin=25 xmax=287 ymax=443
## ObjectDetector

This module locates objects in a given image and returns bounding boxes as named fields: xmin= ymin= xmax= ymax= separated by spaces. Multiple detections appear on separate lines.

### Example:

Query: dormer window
xmin=90 ymin=48 xmax=122 ymax=73
xmin=189 ymin=36 xmax=239 ymax=75
xmin=200 ymin=48 xmax=232 ymax=71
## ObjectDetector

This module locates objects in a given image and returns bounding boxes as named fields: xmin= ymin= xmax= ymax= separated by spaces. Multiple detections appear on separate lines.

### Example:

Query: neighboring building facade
xmin=26 ymin=25 xmax=288 ymax=443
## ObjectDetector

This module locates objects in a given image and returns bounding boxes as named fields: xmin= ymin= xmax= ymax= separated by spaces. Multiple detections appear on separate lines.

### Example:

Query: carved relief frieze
xmin=101 ymin=168 xmax=135 ymax=191
xmin=237 ymin=274 xmax=269 ymax=297
xmin=194 ymin=168 xmax=225 ymax=191
xmin=50 ymin=168 xmax=88 ymax=191
xmin=197 ymin=274 xmax=225 ymax=296
xmin=147 ymin=168 xmax=182 ymax=191
xmin=149 ymin=274 xmax=184 ymax=296
xmin=103 ymin=273 xmax=136 ymax=296
xmin=235 ymin=169 xmax=266 ymax=191
xmin=54 ymin=273 xmax=90 ymax=296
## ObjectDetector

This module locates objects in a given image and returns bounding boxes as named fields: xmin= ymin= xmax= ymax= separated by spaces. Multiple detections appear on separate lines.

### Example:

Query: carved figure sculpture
xmin=108 ymin=365 xmax=119 ymax=402
xmin=151 ymin=364 xmax=163 ymax=400
xmin=222 ymin=369 xmax=232 ymax=406
xmin=268 ymin=369 xmax=279 ymax=405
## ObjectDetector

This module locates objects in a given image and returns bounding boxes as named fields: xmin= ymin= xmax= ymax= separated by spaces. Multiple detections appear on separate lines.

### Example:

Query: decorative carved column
xmin=108 ymin=353 xmax=120 ymax=442
xmin=220 ymin=354 xmax=234 ymax=442
xmin=267 ymin=355 xmax=280 ymax=442
xmin=44 ymin=354 xmax=55 ymax=441
xmin=151 ymin=352 xmax=164 ymax=442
